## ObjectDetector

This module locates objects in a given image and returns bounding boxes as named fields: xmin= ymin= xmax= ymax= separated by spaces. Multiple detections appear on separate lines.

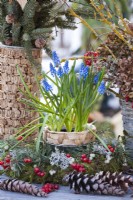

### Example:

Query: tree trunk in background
xmin=120 ymin=99 xmax=133 ymax=161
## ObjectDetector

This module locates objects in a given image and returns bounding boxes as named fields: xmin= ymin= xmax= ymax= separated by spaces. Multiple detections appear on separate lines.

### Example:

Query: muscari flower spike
xmin=57 ymin=67 xmax=64 ymax=78
xmin=50 ymin=62 xmax=56 ymax=76
xmin=98 ymin=81 xmax=106 ymax=95
xmin=79 ymin=63 xmax=89 ymax=79
xmin=94 ymin=72 xmax=100 ymax=84
xmin=52 ymin=51 xmax=60 ymax=66
xmin=63 ymin=60 xmax=69 ymax=74
xmin=41 ymin=79 xmax=52 ymax=92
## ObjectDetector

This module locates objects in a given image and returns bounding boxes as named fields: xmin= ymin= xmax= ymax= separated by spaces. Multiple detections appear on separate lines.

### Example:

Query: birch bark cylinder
xmin=0 ymin=45 xmax=42 ymax=139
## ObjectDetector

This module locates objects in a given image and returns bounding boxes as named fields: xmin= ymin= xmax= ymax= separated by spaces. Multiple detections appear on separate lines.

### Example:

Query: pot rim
xmin=0 ymin=43 xmax=40 ymax=51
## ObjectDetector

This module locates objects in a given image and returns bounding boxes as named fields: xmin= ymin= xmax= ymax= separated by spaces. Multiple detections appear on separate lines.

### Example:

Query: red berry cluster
xmin=42 ymin=183 xmax=59 ymax=194
xmin=108 ymin=145 xmax=115 ymax=153
xmin=80 ymin=154 xmax=92 ymax=164
xmin=71 ymin=163 xmax=86 ymax=172
xmin=23 ymin=158 xmax=32 ymax=163
xmin=84 ymin=51 xmax=99 ymax=66
xmin=0 ymin=154 xmax=11 ymax=170
xmin=34 ymin=167 xmax=46 ymax=177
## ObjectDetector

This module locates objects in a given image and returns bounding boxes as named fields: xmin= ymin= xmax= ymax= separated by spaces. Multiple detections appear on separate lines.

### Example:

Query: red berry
xmin=40 ymin=172 xmax=45 ymax=177
xmin=37 ymin=172 xmax=42 ymax=176
xmin=107 ymin=145 xmax=112 ymax=149
xmin=110 ymin=147 xmax=115 ymax=153
xmin=0 ymin=161 xmax=4 ymax=165
xmin=48 ymin=188 xmax=52 ymax=192
xmin=34 ymin=167 xmax=40 ymax=173
xmin=78 ymin=167 xmax=83 ymax=172
xmin=93 ymin=52 xmax=99 ymax=57
xmin=66 ymin=154 xmax=71 ymax=158
xmin=5 ymin=158 xmax=10 ymax=163
xmin=78 ymin=167 xmax=86 ymax=172
xmin=75 ymin=164 xmax=80 ymax=170
xmin=87 ymin=159 xmax=92 ymax=164
xmin=82 ymin=158 xmax=88 ymax=163
xmin=54 ymin=184 xmax=59 ymax=190
xmin=24 ymin=158 xmax=28 ymax=163
xmin=81 ymin=154 xmax=87 ymax=159
xmin=86 ymin=60 xmax=92 ymax=66
xmin=24 ymin=158 xmax=32 ymax=163
xmin=3 ymin=165 xmax=9 ymax=169
xmin=85 ymin=51 xmax=92 ymax=56
xmin=71 ymin=163 xmax=77 ymax=169
xmin=28 ymin=159 xmax=32 ymax=163
xmin=44 ymin=188 xmax=49 ymax=193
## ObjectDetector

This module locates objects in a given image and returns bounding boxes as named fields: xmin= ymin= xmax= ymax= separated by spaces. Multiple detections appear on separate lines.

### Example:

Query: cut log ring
xmin=0 ymin=45 xmax=42 ymax=139
xmin=43 ymin=128 xmax=95 ymax=146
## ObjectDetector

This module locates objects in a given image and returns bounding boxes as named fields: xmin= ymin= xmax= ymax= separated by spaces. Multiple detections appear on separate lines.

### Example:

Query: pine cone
xmin=0 ymin=179 xmax=47 ymax=197
xmin=35 ymin=38 xmax=46 ymax=48
xmin=5 ymin=14 xmax=15 ymax=24
xmin=63 ymin=171 xmax=133 ymax=196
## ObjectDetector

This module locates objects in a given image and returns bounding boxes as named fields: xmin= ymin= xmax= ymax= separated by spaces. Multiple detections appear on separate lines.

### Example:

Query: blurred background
xmin=41 ymin=0 xmax=133 ymax=138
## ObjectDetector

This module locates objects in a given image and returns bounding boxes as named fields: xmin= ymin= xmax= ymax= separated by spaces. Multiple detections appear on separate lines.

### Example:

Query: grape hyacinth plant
xmin=16 ymin=51 xmax=107 ymax=145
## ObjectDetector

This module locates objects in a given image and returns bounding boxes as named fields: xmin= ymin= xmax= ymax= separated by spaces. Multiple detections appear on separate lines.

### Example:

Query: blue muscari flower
xmin=79 ymin=63 xmax=89 ymax=79
xmin=98 ymin=81 xmax=106 ymax=95
xmin=94 ymin=72 xmax=100 ymax=84
xmin=52 ymin=51 xmax=60 ymax=66
xmin=50 ymin=62 xmax=56 ymax=76
xmin=41 ymin=79 xmax=52 ymax=92
xmin=63 ymin=60 xmax=69 ymax=74
xmin=57 ymin=67 xmax=64 ymax=78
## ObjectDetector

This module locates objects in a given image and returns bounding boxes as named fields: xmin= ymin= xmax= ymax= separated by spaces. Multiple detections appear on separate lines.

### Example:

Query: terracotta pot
xmin=43 ymin=127 xmax=95 ymax=146
xmin=0 ymin=45 xmax=42 ymax=139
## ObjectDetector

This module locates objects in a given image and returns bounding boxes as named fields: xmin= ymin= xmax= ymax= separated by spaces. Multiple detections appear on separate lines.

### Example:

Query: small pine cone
xmin=0 ymin=179 xmax=47 ymax=197
xmin=4 ymin=38 xmax=13 ymax=46
xmin=5 ymin=14 xmax=15 ymax=24
xmin=35 ymin=38 xmax=46 ymax=48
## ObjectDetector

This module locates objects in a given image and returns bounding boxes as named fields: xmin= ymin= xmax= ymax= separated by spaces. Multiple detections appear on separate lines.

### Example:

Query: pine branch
xmin=0 ymin=0 xmax=78 ymax=62
xmin=12 ymin=22 xmax=21 ymax=46
xmin=2 ymin=22 xmax=12 ymax=40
